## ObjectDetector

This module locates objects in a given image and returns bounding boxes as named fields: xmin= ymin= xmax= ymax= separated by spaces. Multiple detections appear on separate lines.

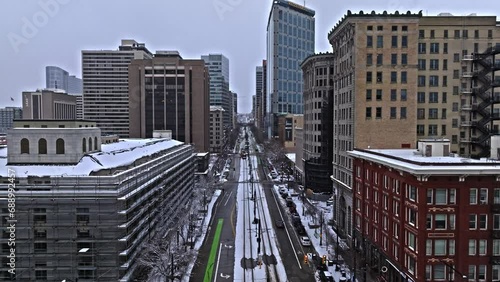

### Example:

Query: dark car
xmin=295 ymin=224 xmax=306 ymax=235
xmin=275 ymin=219 xmax=285 ymax=228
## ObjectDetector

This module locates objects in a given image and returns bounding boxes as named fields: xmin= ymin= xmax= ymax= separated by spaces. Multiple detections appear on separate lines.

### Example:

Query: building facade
xmin=232 ymin=91 xmax=238 ymax=128
xmin=349 ymin=140 xmax=500 ymax=282
xmin=301 ymin=52 xmax=335 ymax=194
xmin=0 ymin=107 xmax=22 ymax=133
xmin=128 ymin=51 xmax=210 ymax=153
xmin=82 ymin=39 xmax=153 ymax=137
xmin=210 ymin=106 xmax=225 ymax=153
xmin=266 ymin=0 xmax=315 ymax=137
xmin=201 ymin=54 xmax=233 ymax=129
xmin=261 ymin=60 xmax=268 ymax=135
xmin=22 ymin=89 xmax=77 ymax=120
xmin=0 ymin=121 xmax=195 ymax=281
xmin=276 ymin=113 xmax=303 ymax=153
xmin=256 ymin=66 xmax=263 ymax=128
xmin=46 ymin=66 xmax=82 ymax=95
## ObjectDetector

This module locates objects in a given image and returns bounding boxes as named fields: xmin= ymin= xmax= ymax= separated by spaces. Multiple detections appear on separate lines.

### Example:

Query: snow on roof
xmin=0 ymin=138 xmax=184 ymax=177
xmin=348 ymin=149 xmax=500 ymax=175
xmin=286 ymin=153 xmax=296 ymax=164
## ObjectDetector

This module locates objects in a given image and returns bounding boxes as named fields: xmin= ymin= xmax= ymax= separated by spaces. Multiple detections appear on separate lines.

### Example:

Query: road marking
xmin=224 ymin=190 xmax=233 ymax=206
xmin=220 ymin=273 xmax=231 ymax=279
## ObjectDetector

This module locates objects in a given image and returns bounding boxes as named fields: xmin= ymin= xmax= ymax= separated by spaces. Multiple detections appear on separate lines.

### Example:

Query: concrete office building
xmin=232 ymin=91 xmax=238 ymax=127
xmin=22 ymin=89 xmax=77 ymax=120
xmin=0 ymin=120 xmax=195 ymax=281
xmin=301 ymin=52 xmax=334 ymax=194
xmin=255 ymin=66 xmax=264 ymax=128
xmin=266 ymin=0 xmax=315 ymax=137
xmin=82 ymin=39 xmax=153 ymax=137
xmin=0 ymin=107 xmax=22 ymax=133
xmin=201 ymin=54 xmax=233 ymax=129
xmin=349 ymin=139 xmax=500 ymax=282
xmin=128 ymin=51 xmax=210 ymax=153
xmin=46 ymin=66 xmax=82 ymax=95
xmin=210 ymin=106 xmax=225 ymax=153
xmin=75 ymin=94 xmax=83 ymax=120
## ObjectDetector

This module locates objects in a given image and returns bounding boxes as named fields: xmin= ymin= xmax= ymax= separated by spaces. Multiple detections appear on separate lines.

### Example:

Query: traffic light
xmin=304 ymin=254 xmax=308 ymax=264
xmin=322 ymin=255 xmax=327 ymax=264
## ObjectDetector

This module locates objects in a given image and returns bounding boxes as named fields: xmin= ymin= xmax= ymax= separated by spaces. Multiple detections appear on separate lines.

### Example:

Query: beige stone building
xmin=276 ymin=113 xmax=303 ymax=152
xmin=210 ymin=106 xmax=225 ymax=153
xmin=22 ymin=89 xmax=77 ymax=120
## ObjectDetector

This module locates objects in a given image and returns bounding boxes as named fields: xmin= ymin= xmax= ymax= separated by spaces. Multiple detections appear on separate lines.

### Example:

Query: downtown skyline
xmin=1 ymin=0 xmax=500 ymax=113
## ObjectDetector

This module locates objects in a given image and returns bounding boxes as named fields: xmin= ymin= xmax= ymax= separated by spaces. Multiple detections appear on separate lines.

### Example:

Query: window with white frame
xmin=495 ymin=188 xmax=500 ymax=204
xmin=449 ymin=214 xmax=456 ymax=230
xmin=492 ymin=265 xmax=500 ymax=280
xmin=479 ymin=214 xmax=487 ymax=229
xmin=434 ymin=239 xmax=447 ymax=255
xmin=407 ymin=231 xmax=416 ymax=251
xmin=478 ymin=265 xmax=486 ymax=280
xmin=426 ymin=240 xmax=432 ymax=255
xmin=479 ymin=240 xmax=487 ymax=255
xmin=427 ymin=189 xmax=433 ymax=204
xmin=435 ymin=189 xmax=447 ymax=204
xmin=408 ymin=185 xmax=417 ymax=202
xmin=374 ymin=172 xmax=378 ymax=184
xmin=425 ymin=265 xmax=432 ymax=280
xmin=408 ymin=208 xmax=417 ymax=226
xmin=426 ymin=214 xmax=433 ymax=229
xmin=468 ymin=265 xmax=476 ymax=280
xmin=393 ymin=244 xmax=399 ymax=260
xmin=449 ymin=239 xmax=455 ymax=255
xmin=494 ymin=214 xmax=500 ymax=230
xmin=407 ymin=255 xmax=416 ymax=274
xmin=394 ymin=223 xmax=399 ymax=238
xmin=435 ymin=214 xmax=447 ymax=229
xmin=479 ymin=188 xmax=488 ymax=204
xmin=449 ymin=189 xmax=456 ymax=204
xmin=469 ymin=239 xmax=477 ymax=255
xmin=494 ymin=240 xmax=500 ymax=255
xmin=383 ymin=195 xmax=388 ymax=210
xmin=469 ymin=214 xmax=477 ymax=229
xmin=383 ymin=215 xmax=388 ymax=230
xmin=433 ymin=264 xmax=446 ymax=280
xmin=470 ymin=188 xmax=478 ymax=204
xmin=394 ymin=179 xmax=400 ymax=194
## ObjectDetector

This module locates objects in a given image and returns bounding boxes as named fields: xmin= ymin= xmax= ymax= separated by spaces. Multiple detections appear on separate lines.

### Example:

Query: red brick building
xmin=349 ymin=140 xmax=500 ymax=282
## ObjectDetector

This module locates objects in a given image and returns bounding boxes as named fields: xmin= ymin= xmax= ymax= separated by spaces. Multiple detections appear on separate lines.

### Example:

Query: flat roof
xmin=0 ymin=138 xmax=184 ymax=177
xmin=348 ymin=149 xmax=500 ymax=176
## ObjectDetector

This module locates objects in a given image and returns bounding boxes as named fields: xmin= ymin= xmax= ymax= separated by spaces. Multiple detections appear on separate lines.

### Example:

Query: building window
xmin=376 ymin=54 xmax=383 ymax=65
xmin=391 ymin=89 xmax=397 ymax=101
xmin=82 ymin=138 xmax=86 ymax=153
xmin=377 ymin=35 xmax=383 ymax=48
xmin=430 ymin=43 xmax=439 ymax=53
xmin=20 ymin=138 xmax=29 ymax=154
xmin=479 ymin=214 xmax=487 ymax=229
xmin=418 ymin=59 xmax=426 ymax=70
xmin=435 ymin=189 xmax=447 ymax=204
xmin=400 ymin=107 xmax=407 ymax=119
xmin=376 ymin=72 xmax=382 ymax=83
xmin=366 ymin=54 xmax=373 ymax=65
xmin=88 ymin=138 xmax=92 ymax=152
xmin=435 ymin=239 xmax=447 ymax=255
xmin=94 ymin=137 xmax=98 ymax=150
xmin=430 ymin=59 xmax=439 ymax=70
xmin=375 ymin=107 xmax=382 ymax=119
xmin=418 ymin=92 xmax=425 ymax=103
xmin=376 ymin=89 xmax=382 ymax=101
xmin=367 ymin=36 xmax=373 ymax=47
xmin=391 ymin=36 xmax=398 ymax=47
xmin=34 ymin=242 xmax=47 ymax=253
xmin=401 ymin=89 xmax=407 ymax=100
xmin=401 ymin=54 xmax=408 ymax=65
xmin=390 ymin=107 xmax=397 ymax=119
xmin=418 ymin=43 xmax=426 ymax=54
xmin=56 ymin=138 xmax=65 ymax=154
xmin=429 ymin=76 xmax=439 ymax=86
xmin=418 ymin=76 xmax=426 ymax=86
xmin=418 ymin=109 xmax=425 ymax=120
xmin=429 ymin=92 xmax=438 ymax=103
xmin=469 ymin=214 xmax=477 ymax=229
xmin=469 ymin=239 xmax=477 ymax=255
xmin=391 ymin=72 xmax=397 ymax=83
xmin=391 ymin=53 xmax=397 ymax=65
xmin=419 ymin=30 xmax=425 ymax=38
xmin=401 ymin=35 xmax=408 ymax=47
xmin=366 ymin=89 xmax=372 ymax=101
xmin=366 ymin=72 xmax=372 ymax=83
xmin=435 ymin=214 xmax=447 ymax=229
xmin=417 ymin=125 xmax=425 ymax=135
xmin=366 ymin=107 xmax=372 ymax=119
xmin=408 ymin=208 xmax=417 ymax=226
xmin=470 ymin=188 xmax=478 ymax=204
xmin=494 ymin=240 xmax=500 ymax=255
xmin=479 ymin=240 xmax=487 ymax=255
xmin=408 ymin=185 xmax=417 ymax=201
xmin=407 ymin=231 xmax=416 ymax=250
xmin=480 ymin=188 xmax=488 ymax=204
xmin=38 ymin=138 xmax=47 ymax=154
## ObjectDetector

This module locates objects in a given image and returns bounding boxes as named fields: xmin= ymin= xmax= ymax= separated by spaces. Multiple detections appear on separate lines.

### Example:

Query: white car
xmin=300 ymin=236 xmax=311 ymax=246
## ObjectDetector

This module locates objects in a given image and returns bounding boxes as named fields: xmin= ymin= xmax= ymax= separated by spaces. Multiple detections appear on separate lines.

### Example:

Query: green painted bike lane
xmin=203 ymin=218 xmax=224 ymax=282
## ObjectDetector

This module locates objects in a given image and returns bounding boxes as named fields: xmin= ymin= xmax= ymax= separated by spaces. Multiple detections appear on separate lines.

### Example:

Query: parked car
xmin=300 ymin=236 xmax=311 ymax=246
xmin=275 ymin=219 xmax=285 ymax=228
xmin=296 ymin=224 xmax=306 ymax=235
xmin=319 ymin=270 xmax=334 ymax=282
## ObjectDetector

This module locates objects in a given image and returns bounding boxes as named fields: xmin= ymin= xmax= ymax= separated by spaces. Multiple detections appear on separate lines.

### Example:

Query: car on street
xmin=300 ymin=236 xmax=311 ymax=246
xmin=275 ymin=219 xmax=285 ymax=228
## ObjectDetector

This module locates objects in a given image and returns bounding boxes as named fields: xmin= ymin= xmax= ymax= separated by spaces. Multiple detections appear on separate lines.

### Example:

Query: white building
xmin=0 ymin=121 xmax=195 ymax=281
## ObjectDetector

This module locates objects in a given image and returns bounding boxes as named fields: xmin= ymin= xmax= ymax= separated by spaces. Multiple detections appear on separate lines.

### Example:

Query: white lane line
xmin=214 ymin=242 xmax=222 ymax=282
xmin=224 ymin=190 xmax=233 ymax=206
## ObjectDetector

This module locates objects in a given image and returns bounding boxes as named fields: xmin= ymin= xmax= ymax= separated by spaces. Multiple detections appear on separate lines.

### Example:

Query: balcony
xmin=461 ymin=88 xmax=472 ymax=94
xmin=462 ymin=72 xmax=473 ymax=78
xmin=463 ymin=55 xmax=474 ymax=61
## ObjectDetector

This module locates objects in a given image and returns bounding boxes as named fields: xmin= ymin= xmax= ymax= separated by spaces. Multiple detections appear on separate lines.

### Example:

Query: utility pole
xmin=320 ymin=210 xmax=323 ymax=246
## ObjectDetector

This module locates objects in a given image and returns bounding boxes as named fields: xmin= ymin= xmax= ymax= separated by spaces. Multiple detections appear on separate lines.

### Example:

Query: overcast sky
xmin=1 ymin=0 xmax=499 ymax=113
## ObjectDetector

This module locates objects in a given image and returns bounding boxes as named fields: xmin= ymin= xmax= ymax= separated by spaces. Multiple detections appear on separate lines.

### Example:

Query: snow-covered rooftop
xmin=0 ymin=138 xmax=184 ymax=177
xmin=348 ymin=149 xmax=500 ymax=175
xmin=286 ymin=153 xmax=296 ymax=164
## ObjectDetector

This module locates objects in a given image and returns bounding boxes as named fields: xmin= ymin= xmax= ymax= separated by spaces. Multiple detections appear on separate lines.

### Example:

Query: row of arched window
xmin=82 ymin=137 xmax=98 ymax=153
xmin=20 ymin=136 xmax=99 ymax=155
xmin=20 ymin=138 xmax=65 ymax=155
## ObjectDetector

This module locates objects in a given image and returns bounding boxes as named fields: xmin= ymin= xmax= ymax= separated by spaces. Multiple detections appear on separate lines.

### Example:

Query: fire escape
xmin=460 ymin=44 xmax=500 ymax=158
